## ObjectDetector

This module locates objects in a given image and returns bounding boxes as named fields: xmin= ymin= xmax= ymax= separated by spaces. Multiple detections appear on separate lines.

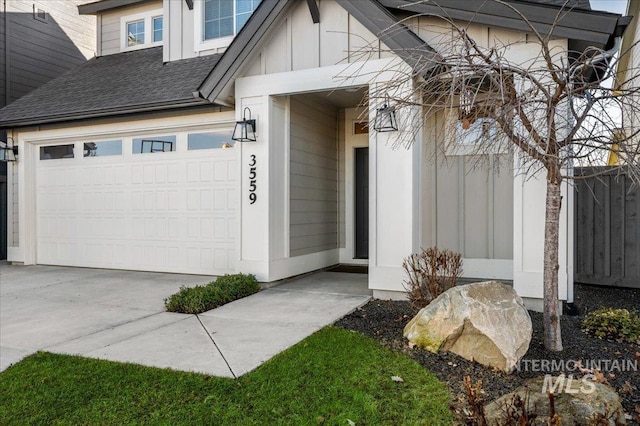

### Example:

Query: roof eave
xmin=78 ymin=0 xmax=150 ymax=15
xmin=0 ymin=98 xmax=212 ymax=129
xmin=380 ymin=0 xmax=626 ymax=48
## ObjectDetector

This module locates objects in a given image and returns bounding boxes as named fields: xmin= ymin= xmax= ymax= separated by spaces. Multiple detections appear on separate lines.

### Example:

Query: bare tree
xmin=363 ymin=1 xmax=640 ymax=351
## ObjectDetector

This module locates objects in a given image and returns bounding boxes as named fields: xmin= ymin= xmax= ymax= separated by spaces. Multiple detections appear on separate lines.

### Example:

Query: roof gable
xmin=197 ymin=0 xmax=436 ymax=104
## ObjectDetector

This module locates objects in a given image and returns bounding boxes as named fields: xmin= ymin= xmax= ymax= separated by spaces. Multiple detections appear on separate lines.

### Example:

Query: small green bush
xmin=581 ymin=308 xmax=640 ymax=344
xmin=164 ymin=273 xmax=260 ymax=314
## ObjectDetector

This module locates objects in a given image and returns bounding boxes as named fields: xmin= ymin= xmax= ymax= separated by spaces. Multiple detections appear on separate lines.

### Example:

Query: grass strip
xmin=0 ymin=327 xmax=452 ymax=425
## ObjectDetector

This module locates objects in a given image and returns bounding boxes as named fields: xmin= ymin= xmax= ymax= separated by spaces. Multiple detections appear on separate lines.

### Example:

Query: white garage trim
xmin=13 ymin=111 xmax=241 ymax=275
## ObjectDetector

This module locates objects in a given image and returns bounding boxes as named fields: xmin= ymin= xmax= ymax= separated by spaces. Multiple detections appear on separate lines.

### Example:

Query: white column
xmin=236 ymin=95 xmax=271 ymax=281
xmin=368 ymin=82 xmax=421 ymax=297
xmin=513 ymin=157 xmax=572 ymax=311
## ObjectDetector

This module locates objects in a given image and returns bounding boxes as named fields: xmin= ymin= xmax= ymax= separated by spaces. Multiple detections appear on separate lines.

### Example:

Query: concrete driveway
xmin=0 ymin=264 xmax=371 ymax=377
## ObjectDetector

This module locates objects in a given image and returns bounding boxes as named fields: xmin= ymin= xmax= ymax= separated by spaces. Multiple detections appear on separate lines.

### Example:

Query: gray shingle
xmin=0 ymin=47 xmax=220 ymax=127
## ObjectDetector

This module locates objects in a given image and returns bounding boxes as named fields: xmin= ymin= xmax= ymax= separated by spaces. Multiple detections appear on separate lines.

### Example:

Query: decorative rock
xmin=484 ymin=376 xmax=626 ymax=425
xmin=403 ymin=281 xmax=532 ymax=373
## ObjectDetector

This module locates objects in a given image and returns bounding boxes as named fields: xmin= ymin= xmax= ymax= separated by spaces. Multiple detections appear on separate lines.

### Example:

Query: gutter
xmin=571 ymin=37 xmax=623 ymax=84
xmin=0 ymin=98 xmax=212 ymax=129
xmin=4 ymin=0 xmax=9 ymax=108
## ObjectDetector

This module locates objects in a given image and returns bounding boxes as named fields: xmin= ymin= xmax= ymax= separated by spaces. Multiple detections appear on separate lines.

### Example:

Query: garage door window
xmin=84 ymin=140 xmax=122 ymax=157
xmin=187 ymin=131 xmax=234 ymax=150
xmin=133 ymin=136 xmax=176 ymax=154
xmin=40 ymin=144 xmax=74 ymax=160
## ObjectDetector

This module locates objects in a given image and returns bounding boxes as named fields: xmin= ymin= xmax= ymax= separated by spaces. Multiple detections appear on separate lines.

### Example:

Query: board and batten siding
xmin=289 ymin=96 xmax=339 ymax=257
xmin=242 ymin=0 xmax=383 ymax=77
xmin=100 ymin=0 xmax=161 ymax=56
xmin=422 ymin=112 xmax=514 ymax=261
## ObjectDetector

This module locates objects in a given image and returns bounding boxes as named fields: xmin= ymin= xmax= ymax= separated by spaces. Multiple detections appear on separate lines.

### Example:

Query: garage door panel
xmin=36 ymin=149 xmax=238 ymax=275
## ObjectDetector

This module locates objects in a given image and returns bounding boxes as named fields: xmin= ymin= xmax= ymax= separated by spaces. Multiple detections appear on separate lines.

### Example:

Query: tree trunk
xmin=543 ymin=178 xmax=563 ymax=351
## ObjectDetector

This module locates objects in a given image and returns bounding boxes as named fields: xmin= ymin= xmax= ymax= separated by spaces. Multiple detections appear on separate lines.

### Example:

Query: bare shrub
xmin=402 ymin=247 xmax=463 ymax=309
xmin=462 ymin=376 xmax=487 ymax=426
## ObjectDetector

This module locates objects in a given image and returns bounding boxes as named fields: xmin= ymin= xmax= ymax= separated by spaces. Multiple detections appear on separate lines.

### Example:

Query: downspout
xmin=566 ymin=38 xmax=621 ymax=309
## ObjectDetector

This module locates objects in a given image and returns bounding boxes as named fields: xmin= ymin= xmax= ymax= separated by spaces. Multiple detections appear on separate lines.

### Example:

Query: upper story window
xmin=127 ymin=20 xmax=145 ymax=46
xmin=153 ymin=16 xmax=163 ymax=43
xmin=121 ymin=9 xmax=163 ymax=51
xmin=196 ymin=0 xmax=260 ymax=51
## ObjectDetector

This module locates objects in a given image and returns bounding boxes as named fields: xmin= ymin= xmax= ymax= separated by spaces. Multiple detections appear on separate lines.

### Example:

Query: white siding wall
xmin=289 ymin=96 xmax=338 ymax=257
xmin=99 ymin=0 xmax=162 ymax=56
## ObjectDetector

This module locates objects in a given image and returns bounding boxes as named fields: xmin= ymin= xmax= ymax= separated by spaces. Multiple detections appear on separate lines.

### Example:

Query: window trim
xmin=193 ymin=0 xmax=259 ymax=53
xmin=120 ymin=9 xmax=163 ymax=52
xmin=445 ymin=110 xmax=505 ymax=156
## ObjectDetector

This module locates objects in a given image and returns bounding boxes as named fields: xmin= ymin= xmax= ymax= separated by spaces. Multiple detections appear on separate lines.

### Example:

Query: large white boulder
xmin=403 ymin=281 xmax=532 ymax=373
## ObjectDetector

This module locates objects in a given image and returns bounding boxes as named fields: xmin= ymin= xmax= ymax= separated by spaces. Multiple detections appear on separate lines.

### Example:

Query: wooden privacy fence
xmin=575 ymin=167 xmax=640 ymax=288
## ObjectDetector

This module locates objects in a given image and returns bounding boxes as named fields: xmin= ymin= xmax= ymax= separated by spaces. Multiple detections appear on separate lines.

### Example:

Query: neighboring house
xmin=618 ymin=0 xmax=639 ymax=141
xmin=0 ymin=0 xmax=628 ymax=310
xmin=0 ymin=0 xmax=96 ymax=260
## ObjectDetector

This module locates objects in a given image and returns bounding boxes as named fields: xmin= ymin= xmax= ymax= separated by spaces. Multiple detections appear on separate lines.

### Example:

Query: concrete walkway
xmin=0 ymin=265 xmax=371 ymax=377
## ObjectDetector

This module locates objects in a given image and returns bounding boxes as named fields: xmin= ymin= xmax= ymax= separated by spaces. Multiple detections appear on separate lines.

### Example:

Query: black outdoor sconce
xmin=0 ymin=138 xmax=18 ymax=162
xmin=232 ymin=107 xmax=257 ymax=142
xmin=373 ymin=95 xmax=398 ymax=132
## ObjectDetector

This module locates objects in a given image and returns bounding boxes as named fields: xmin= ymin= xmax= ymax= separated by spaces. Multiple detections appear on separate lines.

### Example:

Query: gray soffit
xmin=0 ymin=47 xmax=220 ymax=128
xmin=78 ymin=0 xmax=149 ymax=15
xmin=197 ymin=0 xmax=439 ymax=103
xmin=380 ymin=0 xmax=628 ymax=47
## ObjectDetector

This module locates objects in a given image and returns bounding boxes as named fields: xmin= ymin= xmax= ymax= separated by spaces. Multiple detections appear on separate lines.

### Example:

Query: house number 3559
xmin=249 ymin=154 xmax=257 ymax=204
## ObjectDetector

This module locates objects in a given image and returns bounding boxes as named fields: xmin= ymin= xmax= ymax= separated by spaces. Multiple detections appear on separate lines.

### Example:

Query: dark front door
xmin=354 ymin=147 xmax=369 ymax=259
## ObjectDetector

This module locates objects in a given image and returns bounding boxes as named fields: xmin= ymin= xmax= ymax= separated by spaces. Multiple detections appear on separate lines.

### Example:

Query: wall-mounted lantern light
xmin=232 ymin=107 xmax=257 ymax=142
xmin=0 ymin=139 xmax=18 ymax=162
xmin=373 ymin=96 xmax=398 ymax=132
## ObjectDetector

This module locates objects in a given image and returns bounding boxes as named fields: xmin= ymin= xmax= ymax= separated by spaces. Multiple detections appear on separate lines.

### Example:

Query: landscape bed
xmin=336 ymin=283 xmax=640 ymax=424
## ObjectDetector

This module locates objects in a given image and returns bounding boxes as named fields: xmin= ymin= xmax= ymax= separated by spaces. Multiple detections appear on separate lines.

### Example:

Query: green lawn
xmin=0 ymin=327 xmax=452 ymax=425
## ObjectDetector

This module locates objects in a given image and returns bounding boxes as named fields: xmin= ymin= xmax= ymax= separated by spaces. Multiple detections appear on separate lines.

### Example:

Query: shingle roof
xmin=0 ymin=47 xmax=220 ymax=128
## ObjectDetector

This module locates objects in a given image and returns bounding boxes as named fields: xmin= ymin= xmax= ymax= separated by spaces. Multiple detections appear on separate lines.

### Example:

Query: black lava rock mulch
xmin=335 ymin=283 xmax=640 ymax=424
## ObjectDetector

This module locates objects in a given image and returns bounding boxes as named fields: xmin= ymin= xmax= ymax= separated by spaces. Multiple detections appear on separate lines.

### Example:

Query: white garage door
xmin=35 ymin=135 xmax=238 ymax=275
